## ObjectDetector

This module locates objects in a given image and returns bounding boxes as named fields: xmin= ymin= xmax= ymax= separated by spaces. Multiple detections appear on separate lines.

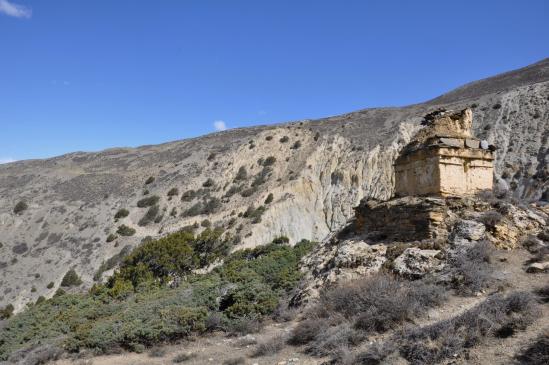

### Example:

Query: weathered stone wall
xmin=395 ymin=144 xmax=494 ymax=197
xmin=354 ymin=197 xmax=449 ymax=242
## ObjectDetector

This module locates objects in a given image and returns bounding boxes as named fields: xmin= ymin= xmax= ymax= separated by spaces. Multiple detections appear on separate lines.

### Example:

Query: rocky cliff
xmin=1 ymin=58 xmax=548 ymax=312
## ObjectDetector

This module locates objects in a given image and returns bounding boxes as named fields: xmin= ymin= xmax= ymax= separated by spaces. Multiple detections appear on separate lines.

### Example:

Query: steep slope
xmin=0 ymin=59 xmax=548 ymax=312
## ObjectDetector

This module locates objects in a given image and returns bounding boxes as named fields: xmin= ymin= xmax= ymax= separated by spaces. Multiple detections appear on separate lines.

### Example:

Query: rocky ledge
xmin=291 ymin=194 xmax=549 ymax=306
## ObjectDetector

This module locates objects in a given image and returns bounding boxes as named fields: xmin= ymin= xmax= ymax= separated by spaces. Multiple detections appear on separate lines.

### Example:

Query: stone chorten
xmin=394 ymin=108 xmax=494 ymax=197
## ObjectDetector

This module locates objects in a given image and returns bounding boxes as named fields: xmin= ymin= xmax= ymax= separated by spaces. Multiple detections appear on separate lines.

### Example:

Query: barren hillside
xmin=0 ymin=58 xmax=548 ymax=312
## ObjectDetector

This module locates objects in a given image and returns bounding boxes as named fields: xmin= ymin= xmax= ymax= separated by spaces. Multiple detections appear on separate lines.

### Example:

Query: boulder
xmin=393 ymin=247 xmax=444 ymax=278
xmin=450 ymin=219 xmax=486 ymax=242
xmin=526 ymin=261 xmax=549 ymax=273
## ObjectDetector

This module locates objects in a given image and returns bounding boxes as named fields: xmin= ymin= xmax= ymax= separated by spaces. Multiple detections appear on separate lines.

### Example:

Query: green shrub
xmin=182 ymin=197 xmax=222 ymax=217
xmin=0 ymin=237 xmax=315 ymax=359
xmin=263 ymin=156 xmax=276 ymax=166
xmin=114 ymin=208 xmax=129 ymax=219
xmin=279 ymin=136 xmax=289 ymax=143
xmin=234 ymin=166 xmax=248 ymax=181
xmin=137 ymin=195 xmax=160 ymax=208
xmin=201 ymin=219 xmax=211 ymax=228
xmin=94 ymin=245 xmax=132 ymax=282
xmin=251 ymin=167 xmax=271 ymax=187
xmin=117 ymin=224 xmax=136 ymax=236
xmin=265 ymin=135 xmax=273 ymax=141
xmin=106 ymin=233 xmax=118 ymax=243
xmin=13 ymin=201 xmax=28 ymax=215
xmin=240 ymin=187 xmax=257 ymax=197
xmin=46 ymin=282 xmax=54 ymax=289
xmin=145 ymin=176 xmax=155 ymax=185
xmin=181 ymin=190 xmax=197 ymax=202
xmin=225 ymin=184 xmax=243 ymax=198
xmin=35 ymin=296 xmax=46 ymax=305
xmin=202 ymin=178 xmax=215 ymax=188
xmin=61 ymin=269 xmax=83 ymax=287
xmin=243 ymin=205 xmax=266 ymax=224
xmin=167 ymin=188 xmax=179 ymax=197
xmin=0 ymin=304 xmax=14 ymax=320
xmin=290 ymin=140 xmax=302 ymax=149
xmin=138 ymin=205 xmax=160 ymax=226
xmin=264 ymin=193 xmax=274 ymax=205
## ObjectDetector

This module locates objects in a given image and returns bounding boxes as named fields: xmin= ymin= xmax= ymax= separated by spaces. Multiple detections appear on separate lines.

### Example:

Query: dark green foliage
xmin=114 ymin=208 xmax=129 ymax=219
xmin=182 ymin=197 xmax=222 ymax=217
xmin=117 ymin=224 xmax=136 ymax=236
xmin=234 ymin=166 xmax=248 ymax=181
xmin=46 ymin=282 xmax=54 ymax=289
xmin=138 ymin=205 xmax=160 ymax=226
xmin=493 ymin=102 xmax=502 ymax=109
xmin=106 ymin=233 xmax=118 ymax=242
xmin=181 ymin=189 xmax=197 ymax=202
xmin=0 ymin=237 xmax=315 ymax=358
xmin=167 ymin=188 xmax=179 ymax=197
xmin=240 ymin=186 xmax=257 ymax=197
xmin=243 ymin=205 xmax=266 ymax=224
xmin=170 ymin=207 xmax=177 ymax=217
xmin=94 ymin=245 xmax=132 ymax=282
xmin=263 ymin=156 xmax=276 ymax=166
xmin=0 ymin=304 xmax=14 ymax=319
xmin=251 ymin=167 xmax=271 ymax=187
xmin=137 ymin=195 xmax=160 ymax=208
xmin=173 ymin=352 xmax=197 ymax=363
xmin=265 ymin=135 xmax=273 ymax=141
xmin=202 ymin=178 xmax=215 ymax=188
xmin=201 ymin=219 xmax=211 ymax=228
xmin=145 ymin=176 xmax=155 ymax=185
xmin=279 ymin=136 xmax=289 ymax=143
xmin=264 ymin=193 xmax=274 ymax=205
xmin=291 ymin=140 xmax=302 ymax=149
xmin=60 ymin=269 xmax=82 ymax=287
xmin=225 ymin=184 xmax=243 ymax=198
xmin=35 ymin=296 xmax=46 ymax=305
xmin=13 ymin=201 xmax=28 ymax=215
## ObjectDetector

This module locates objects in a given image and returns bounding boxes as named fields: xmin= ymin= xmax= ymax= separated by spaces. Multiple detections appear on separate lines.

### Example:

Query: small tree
xmin=145 ymin=176 xmax=155 ymax=185
xmin=264 ymin=193 xmax=274 ymax=205
xmin=60 ymin=269 xmax=83 ymax=287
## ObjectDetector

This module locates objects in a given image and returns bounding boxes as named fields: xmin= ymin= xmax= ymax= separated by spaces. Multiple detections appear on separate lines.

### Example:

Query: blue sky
xmin=1 ymin=0 xmax=548 ymax=162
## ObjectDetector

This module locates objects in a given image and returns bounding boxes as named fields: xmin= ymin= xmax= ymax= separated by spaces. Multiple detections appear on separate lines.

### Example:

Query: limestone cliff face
xmin=0 ymin=59 xmax=548 ymax=311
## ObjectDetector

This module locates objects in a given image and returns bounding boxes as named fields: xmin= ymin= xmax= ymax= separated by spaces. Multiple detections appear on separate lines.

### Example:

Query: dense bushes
xmin=0 ymin=236 xmax=314 ymax=359
xmin=288 ymin=273 xmax=446 ymax=356
xmin=362 ymin=291 xmax=541 ymax=365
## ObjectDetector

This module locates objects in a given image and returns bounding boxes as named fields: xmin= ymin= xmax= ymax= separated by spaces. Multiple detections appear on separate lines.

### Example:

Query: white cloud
xmin=0 ymin=0 xmax=32 ymax=18
xmin=0 ymin=157 xmax=16 ymax=164
xmin=213 ymin=120 xmax=227 ymax=131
